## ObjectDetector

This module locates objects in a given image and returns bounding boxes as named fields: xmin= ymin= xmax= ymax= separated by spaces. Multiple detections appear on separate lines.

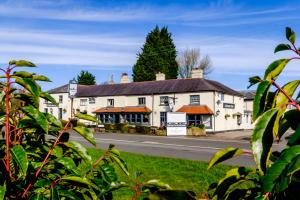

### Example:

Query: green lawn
xmin=88 ymin=148 xmax=232 ymax=199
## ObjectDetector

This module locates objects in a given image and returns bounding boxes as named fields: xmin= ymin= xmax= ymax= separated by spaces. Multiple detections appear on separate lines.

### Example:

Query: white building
xmin=40 ymin=69 xmax=253 ymax=132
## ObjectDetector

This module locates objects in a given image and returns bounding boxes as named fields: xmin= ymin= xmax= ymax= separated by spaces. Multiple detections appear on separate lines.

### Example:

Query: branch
xmin=271 ymin=80 xmax=300 ymax=111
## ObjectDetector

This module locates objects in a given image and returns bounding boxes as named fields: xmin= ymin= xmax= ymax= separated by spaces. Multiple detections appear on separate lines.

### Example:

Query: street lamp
xmin=68 ymin=79 xmax=77 ymax=118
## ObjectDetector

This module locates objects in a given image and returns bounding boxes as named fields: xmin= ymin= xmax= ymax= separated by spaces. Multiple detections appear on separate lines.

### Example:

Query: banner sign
xmin=167 ymin=112 xmax=187 ymax=136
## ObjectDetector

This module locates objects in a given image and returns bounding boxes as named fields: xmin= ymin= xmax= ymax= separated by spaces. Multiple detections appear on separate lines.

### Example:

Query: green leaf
xmin=110 ymin=153 xmax=129 ymax=176
xmin=51 ymin=146 xmax=63 ymax=158
xmin=253 ymin=81 xmax=271 ymax=121
xmin=274 ymin=44 xmax=291 ymax=53
xmin=10 ymin=145 xmax=28 ymax=179
xmin=273 ymin=80 xmax=300 ymax=137
xmin=75 ymin=113 xmax=98 ymax=123
xmin=143 ymin=179 xmax=171 ymax=190
xmin=22 ymin=105 xmax=48 ymax=134
xmin=208 ymin=147 xmax=244 ymax=169
xmin=40 ymin=92 xmax=58 ymax=106
xmin=60 ymin=176 xmax=99 ymax=190
xmin=263 ymin=145 xmax=300 ymax=192
xmin=50 ymin=187 xmax=59 ymax=200
xmin=34 ymin=179 xmax=51 ymax=188
xmin=264 ymin=59 xmax=290 ymax=81
xmin=58 ymin=157 xmax=81 ymax=175
xmin=57 ymin=190 xmax=80 ymax=200
xmin=15 ymin=93 xmax=39 ymax=108
xmin=12 ymin=60 xmax=36 ymax=67
xmin=287 ymin=126 xmax=300 ymax=146
xmin=101 ymin=163 xmax=117 ymax=182
xmin=73 ymin=126 xmax=96 ymax=146
xmin=248 ymin=76 xmax=262 ymax=89
xmin=15 ymin=77 xmax=41 ymax=96
xmin=251 ymin=108 xmax=278 ymax=173
xmin=44 ymin=113 xmax=62 ymax=128
xmin=0 ymin=182 xmax=5 ymax=200
xmin=13 ymin=71 xmax=33 ymax=78
xmin=33 ymin=75 xmax=51 ymax=82
xmin=225 ymin=179 xmax=256 ymax=199
xmin=286 ymin=27 xmax=296 ymax=44
xmin=63 ymin=141 xmax=91 ymax=162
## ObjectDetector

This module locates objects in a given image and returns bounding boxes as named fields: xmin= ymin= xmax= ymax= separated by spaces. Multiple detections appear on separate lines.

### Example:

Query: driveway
xmin=69 ymin=131 xmax=286 ymax=167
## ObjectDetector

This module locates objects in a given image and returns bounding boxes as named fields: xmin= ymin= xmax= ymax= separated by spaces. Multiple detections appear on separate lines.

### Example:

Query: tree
xmin=177 ymin=48 xmax=212 ymax=78
xmin=133 ymin=26 xmax=178 ymax=82
xmin=207 ymin=27 xmax=300 ymax=199
xmin=76 ymin=70 xmax=96 ymax=85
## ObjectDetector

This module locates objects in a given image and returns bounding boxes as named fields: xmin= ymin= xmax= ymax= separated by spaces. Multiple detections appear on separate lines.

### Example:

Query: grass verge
xmin=88 ymin=148 xmax=231 ymax=199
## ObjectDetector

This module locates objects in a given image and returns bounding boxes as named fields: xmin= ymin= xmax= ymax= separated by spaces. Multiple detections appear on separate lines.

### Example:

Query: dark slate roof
xmin=239 ymin=90 xmax=256 ymax=100
xmin=49 ymin=78 xmax=243 ymax=97
xmin=48 ymin=84 xmax=69 ymax=93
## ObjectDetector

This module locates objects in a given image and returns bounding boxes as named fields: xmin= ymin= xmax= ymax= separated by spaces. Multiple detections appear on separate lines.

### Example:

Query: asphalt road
xmin=69 ymin=132 xmax=286 ymax=167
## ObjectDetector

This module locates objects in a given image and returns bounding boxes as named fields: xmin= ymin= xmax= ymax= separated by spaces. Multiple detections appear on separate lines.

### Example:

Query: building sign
xmin=69 ymin=82 xmax=77 ymax=98
xmin=223 ymin=103 xmax=235 ymax=109
xmin=167 ymin=112 xmax=187 ymax=136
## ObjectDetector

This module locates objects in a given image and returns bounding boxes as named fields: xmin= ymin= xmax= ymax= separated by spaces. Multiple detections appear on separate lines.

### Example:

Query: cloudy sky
xmin=0 ymin=0 xmax=299 ymax=90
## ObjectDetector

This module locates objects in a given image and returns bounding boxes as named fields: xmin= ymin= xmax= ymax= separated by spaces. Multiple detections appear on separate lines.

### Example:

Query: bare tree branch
xmin=177 ymin=48 xmax=213 ymax=78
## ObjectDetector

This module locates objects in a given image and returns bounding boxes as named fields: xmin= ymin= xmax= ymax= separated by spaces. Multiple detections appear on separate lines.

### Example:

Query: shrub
xmin=0 ymin=60 xmax=129 ymax=199
xmin=207 ymin=27 xmax=300 ymax=199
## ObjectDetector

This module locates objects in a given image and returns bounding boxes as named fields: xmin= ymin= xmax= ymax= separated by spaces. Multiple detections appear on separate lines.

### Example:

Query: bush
xmin=136 ymin=125 xmax=151 ymax=134
xmin=207 ymin=27 xmax=300 ymax=199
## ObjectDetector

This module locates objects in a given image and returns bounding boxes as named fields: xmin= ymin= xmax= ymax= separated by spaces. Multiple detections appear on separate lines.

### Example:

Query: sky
xmin=0 ymin=0 xmax=299 ymax=91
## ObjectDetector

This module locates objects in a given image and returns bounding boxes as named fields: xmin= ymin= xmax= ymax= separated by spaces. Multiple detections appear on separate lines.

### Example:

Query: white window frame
xmin=89 ymin=97 xmax=95 ymax=104
xmin=107 ymin=99 xmax=114 ymax=107
xmin=59 ymin=95 xmax=63 ymax=103
xmin=190 ymin=95 xmax=200 ymax=105
xmin=160 ymin=96 xmax=169 ymax=105
xmin=80 ymin=99 xmax=87 ymax=106
xmin=138 ymin=97 xmax=146 ymax=105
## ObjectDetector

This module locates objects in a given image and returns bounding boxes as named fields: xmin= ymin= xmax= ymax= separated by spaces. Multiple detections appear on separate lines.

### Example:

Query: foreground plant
xmin=0 ymin=61 xmax=129 ymax=199
xmin=207 ymin=27 xmax=300 ymax=199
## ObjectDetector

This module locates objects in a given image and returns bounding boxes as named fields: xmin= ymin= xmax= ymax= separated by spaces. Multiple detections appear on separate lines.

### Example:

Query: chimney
xmin=156 ymin=72 xmax=165 ymax=81
xmin=120 ymin=73 xmax=130 ymax=83
xmin=191 ymin=68 xmax=203 ymax=78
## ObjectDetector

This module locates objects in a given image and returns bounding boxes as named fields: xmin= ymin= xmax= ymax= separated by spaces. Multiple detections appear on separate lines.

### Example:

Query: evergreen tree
xmin=133 ymin=26 xmax=178 ymax=82
xmin=76 ymin=70 xmax=96 ymax=85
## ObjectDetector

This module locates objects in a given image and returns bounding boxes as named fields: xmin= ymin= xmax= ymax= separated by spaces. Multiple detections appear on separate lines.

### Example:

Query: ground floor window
xmin=124 ymin=113 xmax=149 ymax=124
xmin=98 ymin=113 xmax=149 ymax=124
xmin=187 ymin=114 xmax=212 ymax=128
xmin=160 ymin=112 xmax=167 ymax=127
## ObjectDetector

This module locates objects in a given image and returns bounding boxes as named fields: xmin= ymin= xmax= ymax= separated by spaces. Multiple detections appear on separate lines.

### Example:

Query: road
xmin=69 ymin=132 xmax=286 ymax=167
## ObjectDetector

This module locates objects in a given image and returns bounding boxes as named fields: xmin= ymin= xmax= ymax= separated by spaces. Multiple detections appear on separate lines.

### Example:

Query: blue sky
xmin=0 ymin=0 xmax=299 ymax=90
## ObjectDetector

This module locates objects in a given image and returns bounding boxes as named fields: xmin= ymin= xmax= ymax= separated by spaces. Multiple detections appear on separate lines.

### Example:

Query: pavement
xmin=69 ymin=129 xmax=286 ymax=167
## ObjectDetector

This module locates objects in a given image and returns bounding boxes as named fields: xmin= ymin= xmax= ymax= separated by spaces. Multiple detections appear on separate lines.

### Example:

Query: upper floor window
xmin=44 ymin=99 xmax=48 ymax=104
xmin=138 ymin=97 xmax=146 ymax=105
xmin=160 ymin=96 xmax=169 ymax=105
xmin=220 ymin=93 xmax=224 ymax=101
xmin=190 ymin=95 xmax=200 ymax=105
xmin=107 ymin=99 xmax=114 ymax=107
xmin=89 ymin=97 xmax=95 ymax=104
xmin=80 ymin=99 xmax=87 ymax=106
xmin=59 ymin=95 xmax=63 ymax=103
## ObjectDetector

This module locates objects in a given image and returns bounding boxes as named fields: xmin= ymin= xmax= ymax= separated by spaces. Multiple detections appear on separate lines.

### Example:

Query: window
xmin=190 ymin=95 xmax=200 ymax=105
xmin=220 ymin=93 xmax=224 ymax=101
xmin=160 ymin=96 xmax=169 ymax=105
xmin=44 ymin=100 xmax=48 ymax=104
xmin=59 ymin=95 xmax=63 ymax=103
xmin=58 ymin=108 xmax=62 ymax=120
xmin=80 ymin=99 xmax=87 ymax=106
xmin=187 ymin=114 xmax=212 ymax=129
xmin=50 ymin=108 xmax=53 ymax=115
xmin=107 ymin=99 xmax=114 ymax=107
xmin=89 ymin=97 xmax=95 ymax=104
xmin=44 ymin=108 xmax=48 ymax=113
xmin=138 ymin=97 xmax=146 ymax=105
xmin=160 ymin=112 xmax=167 ymax=126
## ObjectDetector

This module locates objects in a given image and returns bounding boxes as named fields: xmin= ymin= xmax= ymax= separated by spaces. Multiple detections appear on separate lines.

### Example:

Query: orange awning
xmin=94 ymin=106 xmax=151 ymax=113
xmin=176 ymin=105 xmax=213 ymax=115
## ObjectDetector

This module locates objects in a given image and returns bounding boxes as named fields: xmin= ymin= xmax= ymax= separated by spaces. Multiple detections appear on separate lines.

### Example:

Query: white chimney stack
xmin=120 ymin=73 xmax=130 ymax=83
xmin=191 ymin=68 xmax=203 ymax=78
xmin=156 ymin=72 xmax=165 ymax=81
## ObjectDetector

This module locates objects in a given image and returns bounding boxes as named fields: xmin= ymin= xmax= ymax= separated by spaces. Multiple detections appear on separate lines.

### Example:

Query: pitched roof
xmin=94 ymin=106 xmax=151 ymax=113
xmin=239 ymin=90 xmax=256 ymax=100
xmin=48 ymin=78 xmax=242 ymax=97
xmin=176 ymin=105 xmax=214 ymax=114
